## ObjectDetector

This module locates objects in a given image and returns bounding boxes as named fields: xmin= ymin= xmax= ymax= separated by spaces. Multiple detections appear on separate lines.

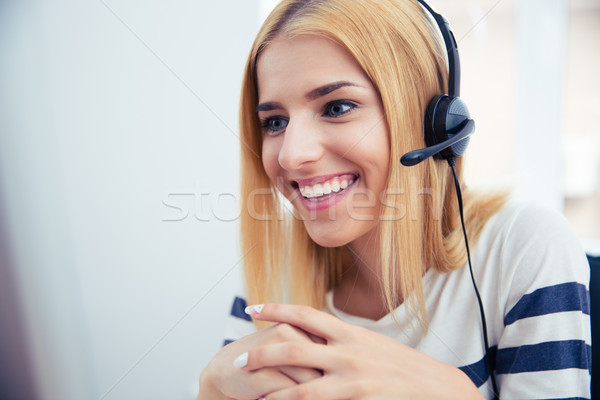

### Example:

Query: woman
xmin=199 ymin=0 xmax=591 ymax=399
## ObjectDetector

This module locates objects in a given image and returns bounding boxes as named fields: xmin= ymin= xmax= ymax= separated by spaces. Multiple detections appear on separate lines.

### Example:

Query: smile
xmin=293 ymin=173 xmax=358 ymax=200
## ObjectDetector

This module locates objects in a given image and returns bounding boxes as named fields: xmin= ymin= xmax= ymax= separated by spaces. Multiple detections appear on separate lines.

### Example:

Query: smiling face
xmin=256 ymin=35 xmax=390 ymax=248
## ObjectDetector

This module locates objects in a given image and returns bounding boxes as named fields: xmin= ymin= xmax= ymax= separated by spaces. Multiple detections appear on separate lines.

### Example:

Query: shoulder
xmin=478 ymin=201 xmax=589 ymax=303
xmin=478 ymin=201 xmax=589 ymax=284
xmin=474 ymin=200 xmax=590 ymax=339
xmin=481 ymin=200 xmax=580 ymax=245
xmin=472 ymin=200 xmax=590 ymax=337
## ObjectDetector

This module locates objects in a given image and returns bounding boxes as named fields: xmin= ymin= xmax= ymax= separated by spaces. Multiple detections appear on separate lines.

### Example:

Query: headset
xmin=400 ymin=1 xmax=499 ymax=398
xmin=400 ymin=0 xmax=474 ymax=167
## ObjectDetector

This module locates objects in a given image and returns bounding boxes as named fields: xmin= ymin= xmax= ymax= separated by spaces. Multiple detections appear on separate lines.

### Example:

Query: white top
xmin=223 ymin=202 xmax=592 ymax=399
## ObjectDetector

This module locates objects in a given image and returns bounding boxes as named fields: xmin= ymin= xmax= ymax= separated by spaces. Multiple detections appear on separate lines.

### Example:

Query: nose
xmin=277 ymin=117 xmax=324 ymax=171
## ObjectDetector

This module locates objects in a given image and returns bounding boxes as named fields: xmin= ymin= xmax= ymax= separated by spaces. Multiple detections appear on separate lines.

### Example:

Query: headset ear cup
xmin=423 ymin=95 xmax=471 ymax=160
xmin=424 ymin=95 xmax=445 ymax=149
xmin=444 ymin=97 xmax=471 ymax=158
xmin=448 ymin=129 xmax=470 ymax=158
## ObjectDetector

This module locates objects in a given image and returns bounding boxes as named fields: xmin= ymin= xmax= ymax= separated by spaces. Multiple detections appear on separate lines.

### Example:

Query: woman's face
xmin=257 ymin=35 xmax=390 ymax=248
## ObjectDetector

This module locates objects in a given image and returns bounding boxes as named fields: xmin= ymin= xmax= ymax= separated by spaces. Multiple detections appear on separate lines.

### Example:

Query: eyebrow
xmin=255 ymin=102 xmax=281 ymax=113
xmin=255 ymin=81 xmax=361 ymax=113
xmin=305 ymin=81 xmax=361 ymax=101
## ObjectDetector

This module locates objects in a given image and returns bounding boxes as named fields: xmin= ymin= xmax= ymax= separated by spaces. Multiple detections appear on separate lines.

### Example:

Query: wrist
xmin=198 ymin=368 xmax=228 ymax=400
xmin=451 ymin=368 xmax=485 ymax=400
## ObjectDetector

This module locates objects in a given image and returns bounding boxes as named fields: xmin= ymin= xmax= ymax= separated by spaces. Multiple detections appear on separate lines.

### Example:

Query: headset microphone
xmin=400 ymin=119 xmax=474 ymax=166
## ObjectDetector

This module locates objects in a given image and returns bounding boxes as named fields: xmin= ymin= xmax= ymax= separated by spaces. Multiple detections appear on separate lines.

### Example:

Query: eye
xmin=324 ymin=101 xmax=355 ymax=118
xmin=261 ymin=117 xmax=289 ymax=135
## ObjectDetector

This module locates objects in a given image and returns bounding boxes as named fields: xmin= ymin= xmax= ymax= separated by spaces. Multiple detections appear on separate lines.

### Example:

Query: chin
xmin=309 ymin=235 xmax=348 ymax=248
xmin=303 ymin=224 xmax=354 ymax=248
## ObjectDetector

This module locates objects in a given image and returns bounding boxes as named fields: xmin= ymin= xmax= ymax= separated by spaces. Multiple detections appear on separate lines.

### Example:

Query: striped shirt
xmin=223 ymin=202 xmax=591 ymax=399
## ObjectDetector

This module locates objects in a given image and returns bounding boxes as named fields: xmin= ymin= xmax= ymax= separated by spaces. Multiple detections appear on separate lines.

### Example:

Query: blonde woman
xmin=199 ymin=0 xmax=591 ymax=399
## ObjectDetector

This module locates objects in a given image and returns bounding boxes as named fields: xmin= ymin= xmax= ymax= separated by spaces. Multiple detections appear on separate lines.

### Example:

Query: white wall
xmin=0 ymin=1 xmax=257 ymax=399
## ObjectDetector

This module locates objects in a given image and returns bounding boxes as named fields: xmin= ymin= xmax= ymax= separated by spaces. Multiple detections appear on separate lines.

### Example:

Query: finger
xmin=232 ymin=349 xmax=322 ymax=398
xmin=238 ymin=367 xmax=298 ymax=399
xmin=247 ymin=303 xmax=346 ymax=342
xmin=243 ymin=341 xmax=334 ymax=372
xmin=280 ymin=365 xmax=323 ymax=384
xmin=266 ymin=322 xmax=325 ymax=346
xmin=263 ymin=376 xmax=356 ymax=400
xmin=307 ymin=332 xmax=327 ymax=345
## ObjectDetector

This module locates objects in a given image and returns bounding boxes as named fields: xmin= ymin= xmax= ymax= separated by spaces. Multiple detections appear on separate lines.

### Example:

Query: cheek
xmin=261 ymin=139 xmax=280 ymax=184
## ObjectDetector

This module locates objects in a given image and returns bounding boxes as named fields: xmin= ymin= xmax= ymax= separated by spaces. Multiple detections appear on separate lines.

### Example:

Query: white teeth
xmin=331 ymin=178 xmax=341 ymax=192
xmin=302 ymin=186 xmax=314 ymax=198
xmin=298 ymin=176 xmax=356 ymax=198
xmin=313 ymin=183 xmax=324 ymax=197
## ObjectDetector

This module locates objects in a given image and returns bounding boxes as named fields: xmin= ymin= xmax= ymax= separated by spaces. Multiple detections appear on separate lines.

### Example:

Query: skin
xmin=258 ymin=35 xmax=390 ymax=256
xmin=198 ymin=35 xmax=485 ymax=400
xmin=244 ymin=303 xmax=485 ymax=400
xmin=198 ymin=322 xmax=324 ymax=400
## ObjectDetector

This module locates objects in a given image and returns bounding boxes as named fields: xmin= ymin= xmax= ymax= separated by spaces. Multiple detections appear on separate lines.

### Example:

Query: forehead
xmin=255 ymin=35 xmax=370 ymax=99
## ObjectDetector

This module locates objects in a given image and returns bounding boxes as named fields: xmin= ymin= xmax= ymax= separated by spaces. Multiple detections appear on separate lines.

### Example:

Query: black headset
xmin=400 ymin=1 xmax=499 ymax=398
xmin=400 ymin=0 xmax=474 ymax=167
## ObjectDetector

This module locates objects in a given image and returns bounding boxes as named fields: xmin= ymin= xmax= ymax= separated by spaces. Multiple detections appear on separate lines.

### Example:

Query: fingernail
xmin=244 ymin=304 xmax=264 ymax=316
xmin=233 ymin=352 xmax=248 ymax=368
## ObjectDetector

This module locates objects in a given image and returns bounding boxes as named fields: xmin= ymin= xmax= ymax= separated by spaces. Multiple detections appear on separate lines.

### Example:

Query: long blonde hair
xmin=239 ymin=0 xmax=507 ymax=328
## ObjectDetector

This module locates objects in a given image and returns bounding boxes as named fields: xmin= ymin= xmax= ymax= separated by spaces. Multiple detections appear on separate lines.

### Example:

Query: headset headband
xmin=415 ymin=0 xmax=460 ymax=97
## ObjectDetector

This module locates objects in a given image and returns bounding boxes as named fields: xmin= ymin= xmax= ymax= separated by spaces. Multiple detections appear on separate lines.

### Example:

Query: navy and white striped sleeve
xmin=495 ymin=204 xmax=591 ymax=399
xmin=222 ymin=295 xmax=258 ymax=346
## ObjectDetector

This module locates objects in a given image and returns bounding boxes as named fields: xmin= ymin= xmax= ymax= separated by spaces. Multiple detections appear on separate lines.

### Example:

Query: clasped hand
xmin=200 ymin=303 xmax=482 ymax=400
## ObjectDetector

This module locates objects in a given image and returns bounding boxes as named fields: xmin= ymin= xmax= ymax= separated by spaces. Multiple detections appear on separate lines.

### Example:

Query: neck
xmin=346 ymin=238 xmax=381 ymax=291
xmin=333 ymin=230 xmax=389 ymax=320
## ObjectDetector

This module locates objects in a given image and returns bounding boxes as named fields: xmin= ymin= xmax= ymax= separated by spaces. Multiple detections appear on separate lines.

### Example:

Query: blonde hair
xmin=239 ymin=0 xmax=507 ymax=328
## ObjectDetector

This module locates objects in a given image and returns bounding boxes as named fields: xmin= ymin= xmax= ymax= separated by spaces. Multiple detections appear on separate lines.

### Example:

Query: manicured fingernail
xmin=233 ymin=352 xmax=248 ymax=368
xmin=244 ymin=304 xmax=264 ymax=316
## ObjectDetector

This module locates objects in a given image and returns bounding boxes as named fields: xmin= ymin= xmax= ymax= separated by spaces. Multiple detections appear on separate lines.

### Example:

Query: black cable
xmin=447 ymin=157 xmax=499 ymax=399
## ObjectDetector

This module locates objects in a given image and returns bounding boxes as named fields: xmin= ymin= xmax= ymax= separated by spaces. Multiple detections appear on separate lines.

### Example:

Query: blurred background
xmin=0 ymin=0 xmax=598 ymax=399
